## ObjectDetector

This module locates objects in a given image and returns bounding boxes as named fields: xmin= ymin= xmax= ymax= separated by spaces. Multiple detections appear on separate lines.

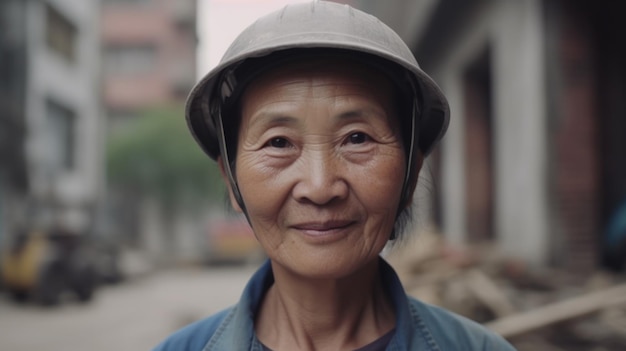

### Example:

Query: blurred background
xmin=0 ymin=0 xmax=624 ymax=350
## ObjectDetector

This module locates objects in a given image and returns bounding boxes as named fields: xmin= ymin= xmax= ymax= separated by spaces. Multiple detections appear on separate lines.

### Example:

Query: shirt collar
xmin=206 ymin=257 xmax=417 ymax=350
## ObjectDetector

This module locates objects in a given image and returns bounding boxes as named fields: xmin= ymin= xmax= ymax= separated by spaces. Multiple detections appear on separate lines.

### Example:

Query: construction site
xmin=389 ymin=225 xmax=626 ymax=351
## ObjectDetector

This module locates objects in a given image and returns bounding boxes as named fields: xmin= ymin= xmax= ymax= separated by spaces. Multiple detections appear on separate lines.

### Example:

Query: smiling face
xmin=225 ymin=58 xmax=408 ymax=279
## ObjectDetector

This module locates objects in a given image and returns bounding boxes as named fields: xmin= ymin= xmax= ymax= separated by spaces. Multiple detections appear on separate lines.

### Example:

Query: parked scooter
xmin=1 ymin=226 xmax=98 ymax=305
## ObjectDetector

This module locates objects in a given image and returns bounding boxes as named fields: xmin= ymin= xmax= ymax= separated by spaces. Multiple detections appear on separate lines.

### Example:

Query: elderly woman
xmin=154 ymin=1 xmax=516 ymax=350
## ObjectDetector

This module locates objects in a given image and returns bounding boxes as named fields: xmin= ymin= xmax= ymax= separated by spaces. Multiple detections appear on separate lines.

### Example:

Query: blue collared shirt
xmin=153 ymin=258 xmax=516 ymax=350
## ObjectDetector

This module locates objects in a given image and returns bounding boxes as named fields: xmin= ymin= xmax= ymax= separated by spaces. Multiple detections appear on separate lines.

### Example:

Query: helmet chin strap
xmin=391 ymin=80 xmax=421 ymax=241
xmin=213 ymin=103 xmax=249 ymax=221
xmin=398 ymin=97 xmax=419 ymax=213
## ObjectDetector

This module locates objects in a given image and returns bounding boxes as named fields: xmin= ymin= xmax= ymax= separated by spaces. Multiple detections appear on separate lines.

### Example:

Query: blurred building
xmin=0 ymin=0 xmax=29 ymax=255
xmin=100 ymin=0 xmax=198 ymax=262
xmin=355 ymin=0 xmax=626 ymax=273
xmin=0 ymin=0 xmax=102 ymax=248
xmin=100 ymin=0 xmax=197 ymax=131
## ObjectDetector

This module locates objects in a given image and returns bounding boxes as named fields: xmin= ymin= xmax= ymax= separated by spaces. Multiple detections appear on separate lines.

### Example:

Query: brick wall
xmin=463 ymin=50 xmax=494 ymax=243
xmin=553 ymin=1 xmax=600 ymax=272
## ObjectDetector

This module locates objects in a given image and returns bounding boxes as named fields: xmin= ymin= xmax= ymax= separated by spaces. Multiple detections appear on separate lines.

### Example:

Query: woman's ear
xmin=217 ymin=156 xmax=243 ymax=213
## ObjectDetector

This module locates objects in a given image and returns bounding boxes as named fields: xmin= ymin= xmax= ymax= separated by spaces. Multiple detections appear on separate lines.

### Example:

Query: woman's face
xmin=227 ymin=60 xmax=407 ymax=279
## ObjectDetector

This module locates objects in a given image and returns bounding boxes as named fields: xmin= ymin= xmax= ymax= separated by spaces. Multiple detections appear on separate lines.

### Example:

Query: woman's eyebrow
xmin=245 ymin=106 xmax=389 ymax=131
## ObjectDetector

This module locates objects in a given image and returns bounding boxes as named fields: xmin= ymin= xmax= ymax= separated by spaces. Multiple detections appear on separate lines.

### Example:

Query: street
xmin=0 ymin=265 xmax=257 ymax=351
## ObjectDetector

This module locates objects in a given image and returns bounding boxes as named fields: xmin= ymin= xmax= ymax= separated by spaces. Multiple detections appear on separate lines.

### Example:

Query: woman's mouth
xmin=291 ymin=220 xmax=356 ymax=238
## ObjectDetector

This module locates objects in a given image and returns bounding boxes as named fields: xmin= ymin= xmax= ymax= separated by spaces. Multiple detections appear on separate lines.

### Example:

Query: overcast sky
xmin=197 ymin=0 xmax=309 ymax=78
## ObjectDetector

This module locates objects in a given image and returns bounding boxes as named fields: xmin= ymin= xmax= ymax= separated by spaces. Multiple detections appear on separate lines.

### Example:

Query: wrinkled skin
xmin=216 ymin=58 xmax=421 ymax=350
xmin=224 ymin=59 xmax=408 ymax=280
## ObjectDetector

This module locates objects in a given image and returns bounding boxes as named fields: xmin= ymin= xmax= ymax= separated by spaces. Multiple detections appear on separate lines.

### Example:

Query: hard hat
xmin=186 ymin=0 xmax=449 ymax=212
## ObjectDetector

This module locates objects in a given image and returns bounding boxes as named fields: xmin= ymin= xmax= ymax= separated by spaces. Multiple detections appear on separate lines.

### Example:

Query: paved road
xmin=0 ymin=265 xmax=257 ymax=351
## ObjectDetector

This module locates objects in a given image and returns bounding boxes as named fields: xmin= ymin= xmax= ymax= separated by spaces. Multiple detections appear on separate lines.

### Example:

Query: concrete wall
xmin=25 ymin=0 xmax=103 ymax=231
xmin=0 ymin=173 xmax=5 ymax=253
xmin=356 ymin=0 xmax=551 ymax=265
xmin=426 ymin=0 xmax=550 ymax=265
xmin=0 ymin=0 xmax=27 ymax=252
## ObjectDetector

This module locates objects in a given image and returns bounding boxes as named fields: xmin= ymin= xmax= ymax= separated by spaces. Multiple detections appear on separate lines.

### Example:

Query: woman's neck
xmin=255 ymin=258 xmax=396 ymax=351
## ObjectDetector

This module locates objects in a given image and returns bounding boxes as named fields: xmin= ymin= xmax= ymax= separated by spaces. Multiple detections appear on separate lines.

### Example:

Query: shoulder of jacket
xmin=151 ymin=307 xmax=234 ymax=351
xmin=407 ymin=297 xmax=516 ymax=350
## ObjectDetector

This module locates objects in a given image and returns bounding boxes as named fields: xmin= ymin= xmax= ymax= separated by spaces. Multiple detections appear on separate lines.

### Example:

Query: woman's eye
xmin=347 ymin=132 xmax=369 ymax=144
xmin=267 ymin=137 xmax=290 ymax=148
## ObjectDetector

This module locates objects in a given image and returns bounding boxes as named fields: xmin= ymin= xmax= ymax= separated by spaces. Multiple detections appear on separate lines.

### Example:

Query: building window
xmin=46 ymin=99 xmax=76 ymax=172
xmin=104 ymin=45 xmax=157 ymax=75
xmin=45 ymin=4 xmax=77 ymax=62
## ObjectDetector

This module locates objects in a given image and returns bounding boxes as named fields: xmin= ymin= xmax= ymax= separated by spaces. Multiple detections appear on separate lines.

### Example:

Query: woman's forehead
xmin=237 ymin=60 xmax=402 ymax=141
xmin=231 ymin=56 xmax=404 ymax=146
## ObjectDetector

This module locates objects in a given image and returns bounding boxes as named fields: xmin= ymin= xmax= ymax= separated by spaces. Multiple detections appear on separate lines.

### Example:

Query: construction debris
xmin=486 ymin=283 xmax=626 ymax=338
xmin=387 ymin=226 xmax=626 ymax=351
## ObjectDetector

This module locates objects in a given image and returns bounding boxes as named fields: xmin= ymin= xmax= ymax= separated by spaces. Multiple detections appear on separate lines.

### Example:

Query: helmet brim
xmin=186 ymin=2 xmax=449 ymax=160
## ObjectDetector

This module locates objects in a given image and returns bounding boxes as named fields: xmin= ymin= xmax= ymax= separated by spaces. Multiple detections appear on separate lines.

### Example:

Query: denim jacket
xmin=153 ymin=258 xmax=516 ymax=351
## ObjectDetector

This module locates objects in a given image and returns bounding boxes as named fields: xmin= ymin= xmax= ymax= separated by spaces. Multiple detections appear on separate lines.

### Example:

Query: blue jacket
xmin=153 ymin=258 xmax=516 ymax=350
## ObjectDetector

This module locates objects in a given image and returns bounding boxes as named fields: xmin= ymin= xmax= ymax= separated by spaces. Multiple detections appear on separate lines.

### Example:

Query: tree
xmin=107 ymin=105 xmax=225 ymax=209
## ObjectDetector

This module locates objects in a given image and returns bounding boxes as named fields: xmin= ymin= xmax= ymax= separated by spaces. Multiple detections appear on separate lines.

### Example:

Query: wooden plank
xmin=486 ymin=283 xmax=626 ymax=338
xmin=465 ymin=269 xmax=516 ymax=318
xmin=404 ymin=265 xmax=462 ymax=290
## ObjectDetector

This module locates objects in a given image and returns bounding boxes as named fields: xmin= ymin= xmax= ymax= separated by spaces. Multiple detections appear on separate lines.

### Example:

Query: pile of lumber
xmin=387 ymin=226 xmax=626 ymax=350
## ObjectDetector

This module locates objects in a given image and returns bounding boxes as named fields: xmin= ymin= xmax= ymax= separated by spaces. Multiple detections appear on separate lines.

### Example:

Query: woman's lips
xmin=291 ymin=220 xmax=355 ymax=237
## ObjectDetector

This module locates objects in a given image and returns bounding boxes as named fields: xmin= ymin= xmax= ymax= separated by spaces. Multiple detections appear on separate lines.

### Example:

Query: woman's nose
xmin=291 ymin=152 xmax=349 ymax=205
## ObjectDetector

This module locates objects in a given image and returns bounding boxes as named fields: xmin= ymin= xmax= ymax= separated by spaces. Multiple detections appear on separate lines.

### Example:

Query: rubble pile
xmin=387 ymin=227 xmax=626 ymax=351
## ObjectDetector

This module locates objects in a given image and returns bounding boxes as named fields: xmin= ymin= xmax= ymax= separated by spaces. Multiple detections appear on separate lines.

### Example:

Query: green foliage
xmin=106 ymin=105 xmax=225 ymax=208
